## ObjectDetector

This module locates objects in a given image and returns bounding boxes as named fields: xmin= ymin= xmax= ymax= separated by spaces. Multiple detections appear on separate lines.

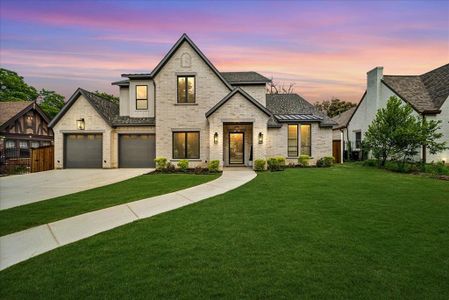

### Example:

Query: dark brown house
xmin=0 ymin=101 xmax=53 ymax=159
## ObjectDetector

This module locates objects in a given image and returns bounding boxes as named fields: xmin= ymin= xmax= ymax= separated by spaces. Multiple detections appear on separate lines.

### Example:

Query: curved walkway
xmin=0 ymin=168 xmax=256 ymax=271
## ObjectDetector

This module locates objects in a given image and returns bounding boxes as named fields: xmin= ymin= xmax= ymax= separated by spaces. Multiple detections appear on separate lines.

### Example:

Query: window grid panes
xmin=300 ymin=124 xmax=311 ymax=156
xmin=136 ymin=85 xmax=148 ymax=110
xmin=173 ymin=132 xmax=199 ymax=159
xmin=177 ymin=76 xmax=195 ymax=103
xmin=288 ymin=125 xmax=298 ymax=157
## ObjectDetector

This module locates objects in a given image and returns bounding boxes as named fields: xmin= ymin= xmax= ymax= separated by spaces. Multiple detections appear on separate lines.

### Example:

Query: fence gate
xmin=31 ymin=146 xmax=54 ymax=173
xmin=332 ymin=140 xmax=342 ymax=164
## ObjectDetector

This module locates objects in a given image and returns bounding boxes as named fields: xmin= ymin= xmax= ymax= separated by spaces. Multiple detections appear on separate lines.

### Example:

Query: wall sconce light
xmin=214 ymin=132 xmax=218 ymax=144
xmin=76 ymin=118 xmax=85 ymax=130
xmin=258 ymin=132 xmax=264 ymax=144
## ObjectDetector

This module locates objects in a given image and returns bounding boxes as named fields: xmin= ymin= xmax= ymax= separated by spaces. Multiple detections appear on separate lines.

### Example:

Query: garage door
xmin=119 ymin=134 xmax=155 ymax=168
xmin=64 ymin=134 xmax=102 ymax=168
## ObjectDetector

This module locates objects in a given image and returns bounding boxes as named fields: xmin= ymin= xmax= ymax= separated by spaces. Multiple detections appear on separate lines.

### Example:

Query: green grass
xmin=1 ymin=165 xmax=449 ymax=298
xmin=0 ymin=173 xmax=219 ymax=236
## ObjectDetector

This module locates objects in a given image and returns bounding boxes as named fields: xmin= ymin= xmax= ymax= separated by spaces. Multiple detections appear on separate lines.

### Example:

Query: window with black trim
xmin=136 ymin=85 xmax=148 ymax=110
xmin=173 ymin=132 xmax=200 ymax=159
xmin=355 ymin=131 xmax=362 ymax=149
xmin=300 ymin=124 xmax=311 ymax=156
xmin=288 ymin=124 xmax=298 ymax=157
xmin=177 ymin=76 xmax=195 ymax=103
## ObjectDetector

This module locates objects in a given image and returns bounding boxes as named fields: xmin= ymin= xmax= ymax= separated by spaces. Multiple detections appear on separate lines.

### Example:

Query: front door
xmin=229 ymin=132 xmax=244 ymax=164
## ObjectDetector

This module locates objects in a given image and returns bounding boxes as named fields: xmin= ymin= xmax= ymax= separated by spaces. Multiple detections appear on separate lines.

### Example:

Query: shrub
xmin=267 ymin=157 xmax=285 ymax=171
xmin=425 ymin=161 xmax=449 ymax=176
xmin=208 ymin=160 xmax=220 ymax=172
xmin=254 ymin=159 xmax=266 ymax=171
xmin=177 ymin=159 xmax=189 ymax=172
xmin=154 ymin=157 xmax=167 ymax=170
xmin=363 ymin=159 xmax=377 ymax=167
xmin=298 ymin=155 xmax=310 ymax=166
xmin=317 ymin=156 xmax=334 ymax=167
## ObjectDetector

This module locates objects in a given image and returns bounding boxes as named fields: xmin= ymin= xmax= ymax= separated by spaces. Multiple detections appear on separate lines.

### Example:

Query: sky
xmin=0 ymin=0 xmax=448 ymax=103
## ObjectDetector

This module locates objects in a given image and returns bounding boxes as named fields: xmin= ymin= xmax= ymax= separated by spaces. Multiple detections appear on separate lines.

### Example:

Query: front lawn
xmin=1 ymin=165 xmax=448 ymax=298
xmin=0 ymin=173 xmax=219 ymax=236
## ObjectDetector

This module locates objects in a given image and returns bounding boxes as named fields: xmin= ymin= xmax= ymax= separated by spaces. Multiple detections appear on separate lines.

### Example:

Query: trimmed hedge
xmin=254 ymin=159 xmax=266 ymax=171
xmin=317 ymin=156 xmax=334 ymax=167
xmin=208 ymin=160 xmax=220 ymax=172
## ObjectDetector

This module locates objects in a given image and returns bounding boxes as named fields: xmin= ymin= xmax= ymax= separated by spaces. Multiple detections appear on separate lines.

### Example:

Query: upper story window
xmin=300 ymin=124 xmax=311 ymax=156
xmin=177 ymin=76 xmax=195 ymax=103
xmin=288 ymin=125 xmax=298 ymax=157
xmin=136 ymin=85 xmax=148 ymax=110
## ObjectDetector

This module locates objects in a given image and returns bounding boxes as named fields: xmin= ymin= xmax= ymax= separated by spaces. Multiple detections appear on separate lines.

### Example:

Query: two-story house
xmin=49 ymin=34 xmax=335 ymax=169
xmin=346 ymin=64 xmax=449 ymax=163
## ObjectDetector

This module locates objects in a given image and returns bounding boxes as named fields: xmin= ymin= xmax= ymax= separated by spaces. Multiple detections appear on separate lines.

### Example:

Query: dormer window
xmin=136 ymin=85 xmax=148 ymax=110
xmin=177 ymin=76 xmax=195 ymax=103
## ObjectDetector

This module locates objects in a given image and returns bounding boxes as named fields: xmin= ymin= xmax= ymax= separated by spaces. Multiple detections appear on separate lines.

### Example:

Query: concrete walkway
xmin=0 ymin=168 xmax=256 ymax=271
xmin=0 ymin=169 xmax=153 ymax=210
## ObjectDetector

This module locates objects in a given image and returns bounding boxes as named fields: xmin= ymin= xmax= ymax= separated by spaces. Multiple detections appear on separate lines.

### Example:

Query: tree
xmin=266 ymin=78 xmax=295 ymax=94
xmin=94 ymin=91 xmax=119 ymax=105
xmin=0 ymin=68 xmax=38 ymax=101
xmin=363 ymin=96 xmax=447 ymax=168
xmin=37 ymin=89 xmax=65 ymax=119
xmin=314 ymin=98 xmax=356 ymax=117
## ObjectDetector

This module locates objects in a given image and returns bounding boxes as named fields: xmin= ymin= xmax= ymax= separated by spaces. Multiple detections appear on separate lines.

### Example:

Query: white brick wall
xmin=53 ymin=95 xmax=113 ymax=169
xmin=267 ymin=123 xmax=333 ymax=165
xmin=238 ymin=85 xmax=266 ymax=106
xmin=208 ymin=93 xmax=269 ymax=168
xmin=153 ymin=41 xmax=230 ymax=167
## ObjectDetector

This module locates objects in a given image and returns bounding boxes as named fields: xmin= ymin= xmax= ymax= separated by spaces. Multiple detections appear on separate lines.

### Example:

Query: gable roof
xmin=49 ymin=88 xmax=154 ymax=128
xmin=220 ymin=72 xmax=271 ymax=85
xmin=381 ymin=63 xmax=449 ymax=114
xmin=0 ymin=101 xmax=50 ymax=130
xmin=205 ymin=88 xmax=272 ymax=118
xmin=0 ymin=101 xmax=32 ymax=126
xmin=266 ymin=94 xmax=336 ymax=127
xmin=332 ymin=107 xmax=356 ymax=130
xmin=148 ymin=33 xmax=233 ymax=91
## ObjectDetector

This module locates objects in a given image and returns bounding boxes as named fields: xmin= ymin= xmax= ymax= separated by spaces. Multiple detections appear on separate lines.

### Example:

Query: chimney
xmin=367 ymin=67 xmax=383 ymax=109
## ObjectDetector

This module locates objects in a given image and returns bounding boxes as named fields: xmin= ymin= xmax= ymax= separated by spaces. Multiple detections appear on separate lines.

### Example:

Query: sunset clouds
xmin=1 ymin=0 xmax=448 ymax=102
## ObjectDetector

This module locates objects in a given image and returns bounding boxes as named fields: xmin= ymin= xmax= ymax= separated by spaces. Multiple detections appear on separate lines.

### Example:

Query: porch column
xmin=252 ymin=121 xmax=267 ymax=165
xmin=209 ymin=120 xmax=224 ymax=168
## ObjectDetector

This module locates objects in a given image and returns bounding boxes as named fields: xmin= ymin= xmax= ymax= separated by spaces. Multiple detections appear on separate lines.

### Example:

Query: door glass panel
xmin=229 ymin=133 xmax=244 ymax=164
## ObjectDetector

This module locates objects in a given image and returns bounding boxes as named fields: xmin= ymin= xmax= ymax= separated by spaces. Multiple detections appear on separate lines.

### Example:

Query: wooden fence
xmin=31 ymin=145 xmax=54 ymax=173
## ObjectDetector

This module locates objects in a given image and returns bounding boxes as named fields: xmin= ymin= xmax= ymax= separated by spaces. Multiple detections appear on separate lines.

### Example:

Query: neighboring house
xmin=347 ymin=64 xmax=449 ymax=163
xmin=332 ymin=107 xmax=356 ymax=162
xmin=49 ymin=34 xmax=335 ymax=169
xmin=0 ymin=101 xmax=53 ymax=157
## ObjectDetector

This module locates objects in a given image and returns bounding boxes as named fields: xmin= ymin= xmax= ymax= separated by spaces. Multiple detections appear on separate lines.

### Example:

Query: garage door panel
xmin=64 ymin=134 xmax=102 ymax=168
xmin=119 ymin=134 xmax=155 ymax=168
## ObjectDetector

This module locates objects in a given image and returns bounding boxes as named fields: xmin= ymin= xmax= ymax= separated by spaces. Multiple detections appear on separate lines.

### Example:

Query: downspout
xmin=422 ymin=114 xmax=427 ymax=164
xmin=340 ymin=129 xmax=344 ymax=163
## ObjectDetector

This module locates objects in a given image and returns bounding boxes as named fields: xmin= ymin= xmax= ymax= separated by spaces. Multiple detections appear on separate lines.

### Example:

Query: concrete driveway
xmin=0 ymin=169 xmax=153 ymax=210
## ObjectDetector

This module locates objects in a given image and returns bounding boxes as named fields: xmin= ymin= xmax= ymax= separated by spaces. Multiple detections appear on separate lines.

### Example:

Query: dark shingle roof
xmin=49 ymin=88 xmax=154 ymax=128
xmin=111 ymin=79 xmax=130 ymax=86
xmin=332 ymin=107 xmax=356 ymax=129
xmin=220 ymin=72 xmax=271 ymax=85
xmin=266 ymin=94 xmax=336 ymax=127
xmin=382 ymin=63 xmax=449 ymax=113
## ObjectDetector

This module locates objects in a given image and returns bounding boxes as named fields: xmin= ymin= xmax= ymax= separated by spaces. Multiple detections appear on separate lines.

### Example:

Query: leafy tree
xmin=0 ymin=68 xmax=38 ymax=101
xmin=38 ymin=89 xmax=65 ymax=119
xmin=363 ymin=96 xmax=447 ymax=168
xmin=94 ymin=91 xmax=119 ymax=105
xmin=314 ymin=98 xmax=356 ymax=117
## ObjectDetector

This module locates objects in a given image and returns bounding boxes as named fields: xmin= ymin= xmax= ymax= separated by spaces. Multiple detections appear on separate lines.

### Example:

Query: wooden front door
xmin=229 ymin=132 xmax=244 ymax=164
xmin=333 ymin=140 xmax=341 ymax=163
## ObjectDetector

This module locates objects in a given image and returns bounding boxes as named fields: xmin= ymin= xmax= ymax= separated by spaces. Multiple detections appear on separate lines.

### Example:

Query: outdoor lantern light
xmin=214 ymin=132 xmax=218 ymax=144
xmin=258 ymin=132 xmax=264 ymax=144
xmin=77 ymin=118 xmax=85 ymax=130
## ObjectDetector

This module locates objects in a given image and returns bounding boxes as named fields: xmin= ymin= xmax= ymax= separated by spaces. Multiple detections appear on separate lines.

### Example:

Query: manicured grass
xmin=0 ymin=173 xmax=219 ymax=236
xmin=1 ymin=165 xmax=448 ymax=298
